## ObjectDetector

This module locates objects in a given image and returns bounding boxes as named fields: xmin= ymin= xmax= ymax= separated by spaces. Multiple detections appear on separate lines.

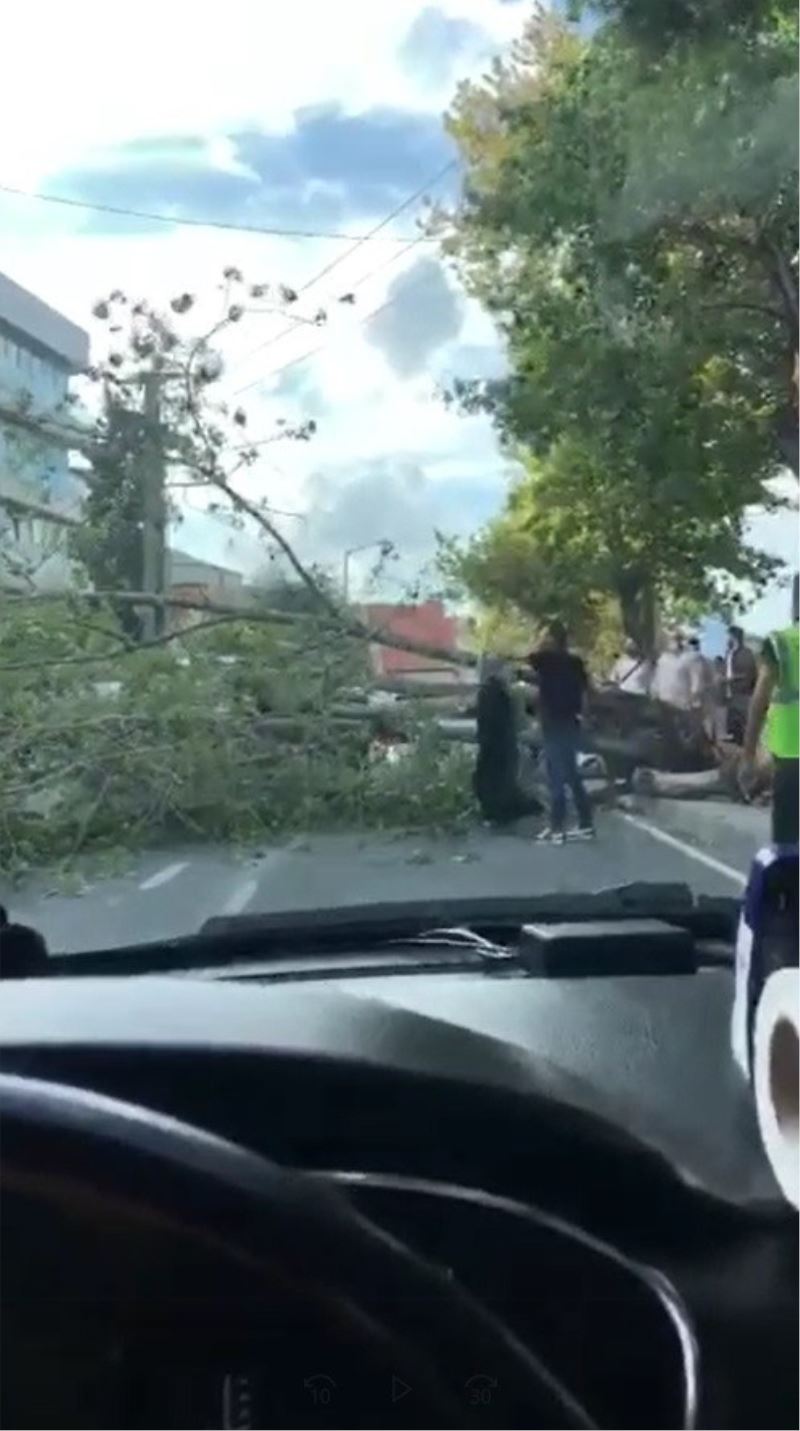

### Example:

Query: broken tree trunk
xmin=0 ymin=592 xmax=718 ymax=777
xmin=631 ymin=767 xmax=725 ymax=799
xmin=366 ymin=677 xmax=477 ymax=699
xmin=588 ymin=694 xmax=717 ymax=774
xmin=517 ymin=678 xmax=717 ymax=775
xmin=251 ymin=711 xmax=477 ymax=743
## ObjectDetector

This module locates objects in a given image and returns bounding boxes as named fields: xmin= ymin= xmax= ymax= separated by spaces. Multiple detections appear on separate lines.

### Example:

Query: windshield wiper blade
xmin=200 ymin=881 xmax=736 ymax=944
xmin=22 ymin=881 xmax=737 ymax=979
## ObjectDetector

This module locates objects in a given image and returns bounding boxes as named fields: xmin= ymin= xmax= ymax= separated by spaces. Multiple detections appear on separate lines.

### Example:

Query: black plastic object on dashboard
xmin=517 ymin=918 xmax=696 ymax=977
xmin=0 ymin=908 xmax=49 ymax=980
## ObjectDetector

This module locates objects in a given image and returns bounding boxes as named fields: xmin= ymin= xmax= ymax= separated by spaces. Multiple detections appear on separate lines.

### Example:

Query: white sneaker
xmin=568 ymin=825 xmax=596 ymax=841
xmin=537 ymin=828 xmax=566 ymax=845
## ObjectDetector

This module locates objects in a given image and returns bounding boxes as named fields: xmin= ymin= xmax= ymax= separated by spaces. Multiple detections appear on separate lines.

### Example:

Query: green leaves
xmin=438 ymin=0 xmax=796 ymax=648
xmin=0 ymin=599 xmax=475 ymax=873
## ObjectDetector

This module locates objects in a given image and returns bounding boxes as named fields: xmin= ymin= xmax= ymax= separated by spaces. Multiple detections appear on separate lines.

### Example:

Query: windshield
xmin=0 ymin=0 xmax=796 ymax=954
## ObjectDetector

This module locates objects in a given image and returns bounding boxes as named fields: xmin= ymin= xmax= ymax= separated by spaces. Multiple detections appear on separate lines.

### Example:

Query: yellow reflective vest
xmin=766 ymin=625 xmax=799 ymax=759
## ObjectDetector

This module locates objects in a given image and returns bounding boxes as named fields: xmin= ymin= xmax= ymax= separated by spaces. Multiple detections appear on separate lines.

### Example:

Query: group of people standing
xmin=603 ymin=597 xmax=798 ymax=847
xmin=474 ymin=622 xmax=594 ymax=846
xmin=473 ymin=617 xmax=751 ymax=847
xmin=608 ymin=625 xmax=757 ymax=746
xmin=473 ymin=597 xmax=798 ymax=851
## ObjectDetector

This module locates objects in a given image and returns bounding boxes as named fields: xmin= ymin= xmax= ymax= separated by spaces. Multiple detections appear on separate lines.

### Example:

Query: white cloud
xmin=2 ymin=0 xmax=791 ymax=624
xmin=2 ymin=3 xmax=387 ymax=180
xmin=1 ymin=1 xmax=521 ymax=187
xmin=273 ymin=454 xmax=507 ymax=598
xmin=0 ymin=1 xmax=522 ymax=579
xmin=741 ymin=499 xmax=799 ymax=634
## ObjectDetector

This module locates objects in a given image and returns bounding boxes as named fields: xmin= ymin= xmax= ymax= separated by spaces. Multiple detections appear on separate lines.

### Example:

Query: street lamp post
xmin=342 ymin=539 xmax=393 ymax=603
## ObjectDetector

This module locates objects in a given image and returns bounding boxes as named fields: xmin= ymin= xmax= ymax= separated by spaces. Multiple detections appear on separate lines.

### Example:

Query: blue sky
xmin=1 ymin=0 xmax=521 ymax=601
xmin=0 ymin=0 xmax=793 ymax=628
xmin=51 ymin=109 xmax=460 ymax=239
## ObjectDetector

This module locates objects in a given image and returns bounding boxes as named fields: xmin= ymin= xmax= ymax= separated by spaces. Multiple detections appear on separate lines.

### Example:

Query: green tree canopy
xmin=436 ymin=1 xmax=797 ymax=649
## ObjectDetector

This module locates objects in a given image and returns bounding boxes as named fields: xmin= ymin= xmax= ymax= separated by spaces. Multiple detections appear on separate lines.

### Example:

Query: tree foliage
xmin=0 ymin=270 xmax=486 ymax=872
xmin=0 ymin=597 xmax=473 ymax=875
xmin=61 ymin=272 xmax=345 ymax=634
xmin=436 ymin=0 xmax=797 ymax=649
xmin=568 ymin=0 xmax=784 ymax=54
xmin=69 ymin=401 xmax=149 ymax=636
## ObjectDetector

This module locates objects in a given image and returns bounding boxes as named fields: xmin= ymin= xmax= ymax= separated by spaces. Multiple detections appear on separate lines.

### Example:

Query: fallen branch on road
xmin=631 ymin=767 xmax=725 ymax=799
xmin=0 ymin=614 xmax=250 ymax=671
xmin=0 ymin=597 xmax=478 ymax=874
xmin=2 ymin=589 xmax=479 ymax=672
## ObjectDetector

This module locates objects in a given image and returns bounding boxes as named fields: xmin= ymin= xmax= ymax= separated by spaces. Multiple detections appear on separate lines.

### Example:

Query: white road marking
xmin=138 ymin=860 xmax=189 ymax=891
xmin=221 ymin=877 xmax=259 ymax=915
xmin=615 ymin=811 xmax=747 ymax=887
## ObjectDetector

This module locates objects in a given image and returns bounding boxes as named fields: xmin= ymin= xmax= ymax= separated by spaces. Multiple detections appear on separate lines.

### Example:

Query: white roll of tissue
xmin=753 ymin=967 xmax=799 ymax=1209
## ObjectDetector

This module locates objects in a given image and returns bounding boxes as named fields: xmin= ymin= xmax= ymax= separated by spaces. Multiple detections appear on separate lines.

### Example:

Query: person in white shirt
xmin=652 ymin=631 xmax=693 ymax=709
xmin=609 ymin=639 xmax=653 ymax=697
xmin=684 ymin=636 xmax=714 ymax=732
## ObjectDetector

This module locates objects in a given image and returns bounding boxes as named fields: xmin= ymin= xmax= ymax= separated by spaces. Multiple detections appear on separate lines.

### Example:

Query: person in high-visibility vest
xmin=741 ymin=574 xmax=799 ymax=846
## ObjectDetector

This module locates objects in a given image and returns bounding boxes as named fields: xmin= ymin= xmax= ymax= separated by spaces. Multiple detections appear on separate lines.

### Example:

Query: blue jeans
xmin=542 ymin=722 xmax=593 ymax=833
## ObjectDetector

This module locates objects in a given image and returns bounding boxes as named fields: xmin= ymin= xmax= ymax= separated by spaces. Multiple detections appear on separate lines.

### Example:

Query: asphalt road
xmin=2 ymin=800 xmax=770 ymax=956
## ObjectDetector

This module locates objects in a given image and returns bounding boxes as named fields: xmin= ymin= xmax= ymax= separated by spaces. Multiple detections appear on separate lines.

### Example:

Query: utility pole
xmin=140 ymin=371 xmax=167 ymax=640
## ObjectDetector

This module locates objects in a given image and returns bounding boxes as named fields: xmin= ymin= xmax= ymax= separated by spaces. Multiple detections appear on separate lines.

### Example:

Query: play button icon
xmin=391 ymin=1375 xmax=412 ymax=1404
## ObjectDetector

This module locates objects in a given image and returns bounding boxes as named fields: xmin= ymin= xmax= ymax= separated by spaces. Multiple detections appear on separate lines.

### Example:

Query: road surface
xmin=1 ymin=800 xmax=769 ymax=956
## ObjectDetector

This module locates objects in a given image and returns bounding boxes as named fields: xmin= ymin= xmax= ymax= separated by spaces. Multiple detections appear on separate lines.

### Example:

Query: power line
xmin=235 ymin=273 xmax=411 ymax=395
xmin=0 ymin=177 xmax=446 ymax=244
xmin=232 ymin=247 xmax=435 ymax=398
xmin=231 ymin=236 xmax=421 ymax=395
xmin=298 ymin=160 xmax=455 ymax=289
xmin=229 ymin=160 xmax=456 ymax=380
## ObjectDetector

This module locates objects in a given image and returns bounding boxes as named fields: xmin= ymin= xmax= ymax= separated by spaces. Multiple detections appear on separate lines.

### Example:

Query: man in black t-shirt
xmin=528 ymin=622 xmax=594 ymax=844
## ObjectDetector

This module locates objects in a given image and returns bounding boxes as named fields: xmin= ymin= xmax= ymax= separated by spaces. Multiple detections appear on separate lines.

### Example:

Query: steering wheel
xmin=0 ymin=1074 xmax=594 ymax=1430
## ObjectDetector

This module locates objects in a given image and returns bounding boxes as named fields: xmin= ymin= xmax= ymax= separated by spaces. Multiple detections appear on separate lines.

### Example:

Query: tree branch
xmin=759 ymin=236 xmax=799 ymax=337
xmin=211 ymin=470 xmax=343 ymax=614
xmin=3 ymin=590 xmax=477 ymax=670
xmin=0 ymin=614 xmax=252 ymax=671
xmin=176 ymin=332 xmax=342 ymax=621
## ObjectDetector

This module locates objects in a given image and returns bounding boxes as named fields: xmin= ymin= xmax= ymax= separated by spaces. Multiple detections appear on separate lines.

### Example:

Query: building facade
xmin=0 ymin=270 xmax=89 ymax=590
xmin=165 ymin=549 xmax=246 ymax=630
xmin=360 ymin=600 xmax=471 ymax=684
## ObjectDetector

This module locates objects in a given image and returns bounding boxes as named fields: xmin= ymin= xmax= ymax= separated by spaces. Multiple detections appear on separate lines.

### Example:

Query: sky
xmin=0 ymin=0 xmax=794 ymax=633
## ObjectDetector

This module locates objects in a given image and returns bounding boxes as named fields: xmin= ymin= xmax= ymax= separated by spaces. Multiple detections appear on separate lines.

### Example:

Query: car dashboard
xmin=0 ymin=965 xmax=796 ymax=1429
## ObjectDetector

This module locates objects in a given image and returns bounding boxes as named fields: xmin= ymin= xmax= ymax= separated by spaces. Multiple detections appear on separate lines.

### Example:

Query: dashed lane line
xmin=138 ymin=860 xmax=190 ymax=891
xmin=220 ymin=877 xmax=259 ymax=916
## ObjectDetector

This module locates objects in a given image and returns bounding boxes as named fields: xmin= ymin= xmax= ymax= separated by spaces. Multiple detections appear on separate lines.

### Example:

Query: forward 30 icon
xmin=465 ymin=1373 xmax=498 ymax=1406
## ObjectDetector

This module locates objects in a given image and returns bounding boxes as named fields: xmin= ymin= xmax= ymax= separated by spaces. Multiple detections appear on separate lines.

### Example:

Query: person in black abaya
xmin=473 ymin=655 xmax=541 ymax=826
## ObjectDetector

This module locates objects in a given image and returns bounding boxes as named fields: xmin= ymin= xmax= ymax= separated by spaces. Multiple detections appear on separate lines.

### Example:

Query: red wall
xmin=361 ymin=601 xmax=459 ymax=675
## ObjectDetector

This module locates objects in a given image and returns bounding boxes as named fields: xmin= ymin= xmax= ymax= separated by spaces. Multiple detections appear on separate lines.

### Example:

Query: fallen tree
xmin=632 ymin=749 xmax=773 ymax=803
xmin=1 ymin=589 xmax=480 ymax=674
xmin=2 ymin=574 xmax=762 ymax=877
xmin=513 ymin=675 xmax=718 ymax=776
xmin=0 ymin=269 xmax=744 ymax=876
xmin=0 ymin=595 xmax=477 ymax=875
xmin=631 ymin=767 xmax=725 ymax=799
xmin=586 ymin=688 xmax=717 ymax=775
